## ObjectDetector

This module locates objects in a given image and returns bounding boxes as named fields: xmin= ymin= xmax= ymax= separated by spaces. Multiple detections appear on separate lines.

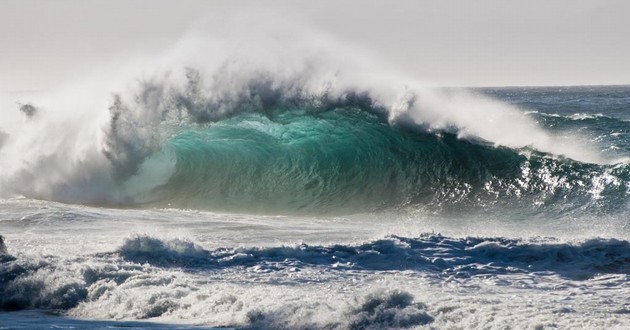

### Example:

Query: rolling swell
xmin=128 ymin=104 xmax=630 ymax=215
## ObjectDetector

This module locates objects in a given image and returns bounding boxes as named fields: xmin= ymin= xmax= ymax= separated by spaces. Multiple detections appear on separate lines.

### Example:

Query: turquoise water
xmin=121 ymin=87 xmax=630 ymax=218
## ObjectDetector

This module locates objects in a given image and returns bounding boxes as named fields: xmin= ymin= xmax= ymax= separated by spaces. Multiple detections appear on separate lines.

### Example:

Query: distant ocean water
xmin=1 ymin=70 xmax=630 ymax=328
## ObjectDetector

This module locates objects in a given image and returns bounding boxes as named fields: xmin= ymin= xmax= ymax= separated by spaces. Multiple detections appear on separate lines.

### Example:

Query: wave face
xmin=133 ymin=103 xmax=630 ymax=216
xmin=145 ymin=104 xmax=518 ymax=213
xmin=98 ymin=81 xmax=627 ymax=215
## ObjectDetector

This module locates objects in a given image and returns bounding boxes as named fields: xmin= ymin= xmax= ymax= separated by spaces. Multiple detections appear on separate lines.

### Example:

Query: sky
xmin=1 ymin=0 xmax=629 ymax=91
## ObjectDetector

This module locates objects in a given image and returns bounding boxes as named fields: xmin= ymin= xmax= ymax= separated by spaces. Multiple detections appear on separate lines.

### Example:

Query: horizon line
xmin=2 ymin=83 xmax=630 ymax=94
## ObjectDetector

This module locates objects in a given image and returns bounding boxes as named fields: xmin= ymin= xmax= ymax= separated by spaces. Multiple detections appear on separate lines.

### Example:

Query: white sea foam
xmin=1 ymin=223 xmax=629 ymax=329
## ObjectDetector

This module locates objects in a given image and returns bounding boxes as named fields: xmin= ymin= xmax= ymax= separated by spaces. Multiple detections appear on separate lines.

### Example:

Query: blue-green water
xmin=118 ymin=86 xmax=630 ymax=218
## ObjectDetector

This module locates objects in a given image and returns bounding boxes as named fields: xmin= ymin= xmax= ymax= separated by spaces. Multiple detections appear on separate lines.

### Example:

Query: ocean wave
xmin=245 ymin=289 xmax=434 ymax=330
xmin=116 ymin=235 xmax=630 ymax=279
xmin=526 ymin=111 xmax=610 ymax=121
xmin=1 ymin=233 xmax=628 ymax=328
xmin=70 ymin=74 xmax=630 ymax=214
xmin=0 ymin=57 xmax=620 ymax=215
xmin=2 ymin=233 xmax=630 ymax=312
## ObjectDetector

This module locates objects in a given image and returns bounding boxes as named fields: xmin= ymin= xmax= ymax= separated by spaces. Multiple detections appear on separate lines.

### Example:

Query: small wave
xmin=344 ymin=290 xmax=433 ymax=330
xmin=526 ymin=111 xmax=626 ymax=125
xmin=116 ymin=235 xmax=630 ymax=279
xmin=569 ymin=113 xmax=606 ymax=121
xmin=527 ymin=111 xmax=562 ymax=118
xmin=2 ymin=233 xmax=629 ymax=328
xmin=245 ymin=289 xmax=433 ymax=330
xmin=118 ymin=235 xmax=208 ymax=267
xmin=526 ymin=110 xmax=623 ymax=123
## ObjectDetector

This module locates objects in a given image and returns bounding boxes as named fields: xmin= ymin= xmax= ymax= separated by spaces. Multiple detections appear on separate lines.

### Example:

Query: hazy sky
xmin=1 ymin=0 xmax=629 ymax=91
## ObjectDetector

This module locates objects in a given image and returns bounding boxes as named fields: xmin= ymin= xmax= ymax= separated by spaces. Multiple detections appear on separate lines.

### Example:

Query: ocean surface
xmin=1 ymin=80 xmax=630 ymax=329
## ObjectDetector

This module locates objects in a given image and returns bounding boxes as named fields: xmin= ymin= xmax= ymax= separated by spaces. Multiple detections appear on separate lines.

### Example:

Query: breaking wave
xmin=116 ymin=235 xmax=630 ymax=279
xmin=2 ymin=233 xmax=629 ymax=318
xmin=0 ymin=22 xmax=626 ymax=216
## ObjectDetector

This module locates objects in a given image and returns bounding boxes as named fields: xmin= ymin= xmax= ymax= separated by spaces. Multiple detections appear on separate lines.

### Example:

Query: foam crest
xmin=390 ymin=88 xmax=605 ymax=164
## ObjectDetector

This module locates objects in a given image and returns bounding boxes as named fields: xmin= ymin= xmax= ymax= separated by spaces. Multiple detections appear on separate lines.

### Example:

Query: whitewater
xmin=1 ymin=18 xmax=630 ymax=329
